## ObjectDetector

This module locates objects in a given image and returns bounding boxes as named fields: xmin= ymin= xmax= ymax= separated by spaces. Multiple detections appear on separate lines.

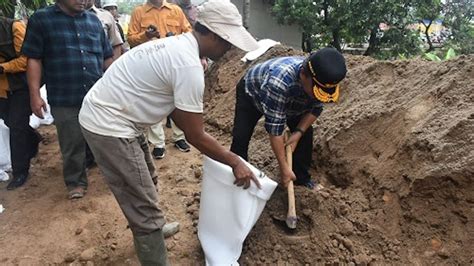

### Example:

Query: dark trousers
xmin=51 ymin=106 xmax=88 ymax=190
xmin=230 ymin=79 xmax=313 ymax=184
xmin=0 ymin=90 xmax=40 ymax=177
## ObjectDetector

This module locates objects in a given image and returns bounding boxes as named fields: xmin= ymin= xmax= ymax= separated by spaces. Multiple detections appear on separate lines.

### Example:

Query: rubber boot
xmin=133 ymin=230 xmax=169 ymax=266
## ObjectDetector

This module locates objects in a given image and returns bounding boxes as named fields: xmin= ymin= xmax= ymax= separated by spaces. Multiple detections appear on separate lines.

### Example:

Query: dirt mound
xmin=205 ymin=46 xmax=474 ymax=264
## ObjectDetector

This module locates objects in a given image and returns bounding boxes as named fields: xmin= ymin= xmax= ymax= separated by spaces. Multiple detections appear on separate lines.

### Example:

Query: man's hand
xmin=145 ymin=25 xmax=160 ymax=39
xmin=171 ymin=109 xmax=261 ymax=190
xmin=31 ymin=95 xmax=46 ymax=119
xmin=280 ymin=167 xmax=296 ymax=187
xmin=232 ymin=159 xmax=261 ymax=189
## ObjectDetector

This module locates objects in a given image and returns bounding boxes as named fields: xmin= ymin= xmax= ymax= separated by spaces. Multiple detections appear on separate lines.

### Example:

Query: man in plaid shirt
xmin=22 ymin=0 xmax=113 ymax=199
xmin=231 ymin=47 xmax=347 ymax=189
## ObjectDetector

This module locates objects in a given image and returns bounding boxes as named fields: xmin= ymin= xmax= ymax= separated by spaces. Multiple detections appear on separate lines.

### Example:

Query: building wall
xmin=231 ymin=0 xmax=302 ymax=49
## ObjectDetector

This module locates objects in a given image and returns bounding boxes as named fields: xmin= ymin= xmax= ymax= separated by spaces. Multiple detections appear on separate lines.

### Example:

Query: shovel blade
xmin=286 ymin=216 xmax=297 ymax=229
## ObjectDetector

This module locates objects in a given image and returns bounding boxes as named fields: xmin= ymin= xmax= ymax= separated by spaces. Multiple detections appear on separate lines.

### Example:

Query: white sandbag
xmin=29 ymin=85 xmax=54 ymax=129
xmin=0 ymin=119 xmax=11 ymax=172
xmin=198 ymin=156 xmax=278 ymax=265
xmin=241 ymin=39 xmax=281 ymax=62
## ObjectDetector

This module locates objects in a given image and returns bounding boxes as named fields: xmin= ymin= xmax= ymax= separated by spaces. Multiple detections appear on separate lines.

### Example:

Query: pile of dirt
xmin=204 ymin=46 xmax=474 ymax=264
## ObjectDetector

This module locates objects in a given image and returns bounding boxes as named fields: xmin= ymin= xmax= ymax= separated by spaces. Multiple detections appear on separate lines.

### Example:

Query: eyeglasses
xmin=308 ymin=61 xmax=340 ymax=103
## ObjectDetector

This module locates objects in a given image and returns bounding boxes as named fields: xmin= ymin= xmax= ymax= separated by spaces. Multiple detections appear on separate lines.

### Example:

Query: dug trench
xmin=0 ymin=46 xmax=472 ymax=265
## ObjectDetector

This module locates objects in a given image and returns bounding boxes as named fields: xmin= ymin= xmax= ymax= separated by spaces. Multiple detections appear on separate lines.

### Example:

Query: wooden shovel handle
xmin=285 ymin=132 xmax=297 ymax=225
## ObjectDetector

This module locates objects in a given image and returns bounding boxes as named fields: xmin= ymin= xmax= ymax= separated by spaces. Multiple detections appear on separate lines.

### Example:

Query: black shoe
xmin=174 ymin=139 xmax=190 ymax=152
xmin=152 ymin=147 xmax=166 ymax=159
xmin=7 ymin=173 xmax=29 ymax=190
xmin=165 ymin=116 xmax=172 ymax=128
xmin=294 ymin=179 xmax=315 ymax=190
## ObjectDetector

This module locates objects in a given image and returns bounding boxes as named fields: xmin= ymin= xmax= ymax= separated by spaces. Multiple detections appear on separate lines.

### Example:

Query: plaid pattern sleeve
xmin=21 ymin=13 xmax=44 ymax=59
xmin=22 ymin=5 xmax=113 ymax=107
xmin=245 ymin=58 xmax=301 ymax=136
xmin=260 ymin=72 xmax=291 ymax=136
xmin=245 ymin=57 xmax=324 ymax=136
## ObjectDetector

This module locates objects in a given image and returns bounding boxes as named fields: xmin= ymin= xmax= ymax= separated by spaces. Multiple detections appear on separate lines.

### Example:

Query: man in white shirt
xmin=85 ymin=0 xmax=123 ymax=60
xmin=79 ymin=1 xmax=260 ymax=264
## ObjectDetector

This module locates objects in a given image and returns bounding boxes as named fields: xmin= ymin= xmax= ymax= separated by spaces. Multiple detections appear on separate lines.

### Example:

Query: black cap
xmin=307 ymin=47 xmax=347 ymax=85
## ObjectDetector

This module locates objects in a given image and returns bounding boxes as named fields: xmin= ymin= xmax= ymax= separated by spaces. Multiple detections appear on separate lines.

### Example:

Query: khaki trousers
xmin=81 ymin=127 xmax=165 ymax=235
xmin=147 ymin=120 xmax=185 ymax=148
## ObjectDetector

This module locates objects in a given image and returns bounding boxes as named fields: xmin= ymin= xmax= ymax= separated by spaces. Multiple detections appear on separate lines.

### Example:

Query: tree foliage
xmin=443 ymin=0 xmax=474 ymax=54
xmin=1 ymin=0 xmax=51 ymax=18
xmin=272 ymin=0 xmax=473 ymax=58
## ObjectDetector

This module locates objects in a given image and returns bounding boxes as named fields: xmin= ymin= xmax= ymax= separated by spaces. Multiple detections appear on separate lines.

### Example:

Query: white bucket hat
xmin=196 ymin=0 xmax=259 ymax=52
xmin=102 ymin=0 xmax=118 ymax=8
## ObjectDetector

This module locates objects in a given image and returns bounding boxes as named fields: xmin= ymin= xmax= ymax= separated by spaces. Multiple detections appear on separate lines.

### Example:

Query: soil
xmin=1 ymin=46 xmax=473 ymax=265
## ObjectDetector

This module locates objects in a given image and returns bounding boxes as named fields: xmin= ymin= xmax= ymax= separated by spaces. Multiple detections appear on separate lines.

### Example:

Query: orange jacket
xmin=127 ymin=1 xmax=192 ymax=48
xmin=0 ymin=20 xmax=27 ymax=98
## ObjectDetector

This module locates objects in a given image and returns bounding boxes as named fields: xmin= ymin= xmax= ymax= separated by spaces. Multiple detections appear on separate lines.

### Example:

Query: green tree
xmin=273 ymin=0 xmax=354 ymax=52
xmin=347 ymin=0 xmax=414 ymax=56
xmin=443 ymin=0 xmax=474 ymax=54
xmin=272 ymin=0 xmax=422 ymax=58
xmin=0 ymin=0 xmax=50 ymax=18
xmin=414 ymin=0 xmax=443 ymax=52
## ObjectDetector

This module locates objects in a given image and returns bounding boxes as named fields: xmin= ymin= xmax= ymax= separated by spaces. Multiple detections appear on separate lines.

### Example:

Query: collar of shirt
xmin=144 ymin=1 xmax=173 ymax=12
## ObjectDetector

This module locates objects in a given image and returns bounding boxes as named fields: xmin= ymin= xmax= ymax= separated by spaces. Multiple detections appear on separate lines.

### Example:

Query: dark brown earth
xmin=0 ymin=46 xmax=472 ymax=265
xmin=206 ymin=47 xmax=474 ymax=265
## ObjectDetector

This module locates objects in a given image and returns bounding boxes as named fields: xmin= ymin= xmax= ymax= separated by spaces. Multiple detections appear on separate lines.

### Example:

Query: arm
xmin=100 ymin=25 xmax=114 ymax=70
xmin=107 ymin=14 xmax=123 ymax=60
xmin=0 ymin=21 xmax=27 ymax=73
xmin=127 ymin=7 xmax=149 ymax=48
xmin=180 ymin=9 xmax=192 ymax=33
xmin=103 ymin=57 xmax=113 ymax=70
xmin=285 ymin=112 xmax=317 ymax=151
xmin=269 ymin=134 xmax=296 ymax=187
xmin=171 ymin=108 xmax=261 ymax=189
xmin=27 ymin=58 xmax=46 ymax=119
xmin=112 ymin=45 xmax=122 ymax=60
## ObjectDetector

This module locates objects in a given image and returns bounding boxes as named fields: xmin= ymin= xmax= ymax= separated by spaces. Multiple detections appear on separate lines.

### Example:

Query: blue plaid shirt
xmin=22 ymin=5 xmax=113 ymax=107
xmin=244 ymin=57 xmax=323 ymax=136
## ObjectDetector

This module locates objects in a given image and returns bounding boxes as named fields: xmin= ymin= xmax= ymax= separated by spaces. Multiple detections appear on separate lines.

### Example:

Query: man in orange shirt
xmin=128 ymin=0 xmax=191 ymax=48
xmin=128 ymin=0 xmax=192 ymax=159
xmin=0 ymin=16 xmax=41 ymax=190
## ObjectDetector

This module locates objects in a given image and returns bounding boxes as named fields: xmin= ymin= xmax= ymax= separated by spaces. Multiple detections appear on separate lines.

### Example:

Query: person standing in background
xmin=0 ymin=15 xmax=41 ymax=190
xmin=128 ymin=0 xmax=192 ymax=159
xmin=102 ymin=0 xmax=126 ymax=47
xmin=85 ymin=0 xmax=123 ymax=60
xmin=170 ymin=0 xmax=197 ymax=26
xmin=22 ymin=0 xmax=113 ymax=199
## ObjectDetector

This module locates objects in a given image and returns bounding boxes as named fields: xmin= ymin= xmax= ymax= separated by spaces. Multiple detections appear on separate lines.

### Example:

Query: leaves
xmin=271 ymin=0 xmax=474 ymax=59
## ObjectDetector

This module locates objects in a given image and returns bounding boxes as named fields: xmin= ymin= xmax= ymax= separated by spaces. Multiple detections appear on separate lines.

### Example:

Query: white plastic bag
xmin=0 ymin=119 xmax=11 ymax=172
xmin=29 ymin=85 xmax=54 ymax=129
xmin=198 ymin=156 xmax=277 ymax=265
xmin=0 ymin=171 xmax=8 ymax=182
